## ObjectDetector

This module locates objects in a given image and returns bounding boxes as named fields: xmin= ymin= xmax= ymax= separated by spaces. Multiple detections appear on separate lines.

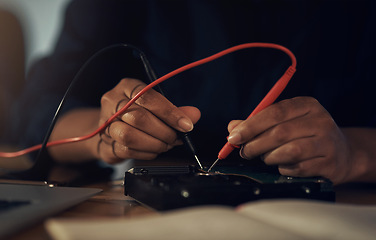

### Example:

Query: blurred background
xmin=0 ymin=0 xmax=69 ymax=135
xmin=0 ymin=0 xmax=132 ymax=178
xmin=0 ymin=0 xmax=70 ymax=168
xmin=0 ymin=0 xmax=69 ymax=69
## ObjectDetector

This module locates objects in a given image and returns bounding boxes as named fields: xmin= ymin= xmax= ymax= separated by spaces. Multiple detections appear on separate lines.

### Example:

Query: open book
xmin=46 ymin=199 xmax=376 ymax=240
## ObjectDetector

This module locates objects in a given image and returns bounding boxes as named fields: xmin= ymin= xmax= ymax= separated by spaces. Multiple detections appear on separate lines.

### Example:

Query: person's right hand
xmin=96 ymin=78 xmax=201 ymax=164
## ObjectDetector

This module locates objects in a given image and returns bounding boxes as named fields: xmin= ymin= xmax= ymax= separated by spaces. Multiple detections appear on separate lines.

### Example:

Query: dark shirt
xmin=6 ymin=0 xmax=376 ymax=162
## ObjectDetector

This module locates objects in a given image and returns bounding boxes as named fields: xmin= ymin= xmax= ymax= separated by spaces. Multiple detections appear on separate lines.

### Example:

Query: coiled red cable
xmin=0 ymin=43 xmax=296 ymax=158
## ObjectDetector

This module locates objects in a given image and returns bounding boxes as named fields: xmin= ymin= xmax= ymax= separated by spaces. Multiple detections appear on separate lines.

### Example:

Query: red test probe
xmin=207 ymin=47 xmax=296 ymax=171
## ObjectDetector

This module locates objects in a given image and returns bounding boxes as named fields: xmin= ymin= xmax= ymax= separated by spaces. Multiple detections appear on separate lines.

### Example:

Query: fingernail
xmin=178 ymin=118 xmax=193 ymax=132
xmin=228 ymin=131 xmax=241 ymax=144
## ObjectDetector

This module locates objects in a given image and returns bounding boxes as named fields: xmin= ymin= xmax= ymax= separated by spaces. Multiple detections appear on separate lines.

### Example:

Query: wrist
xmin=49 ymin=108 xmax=101 ymax=163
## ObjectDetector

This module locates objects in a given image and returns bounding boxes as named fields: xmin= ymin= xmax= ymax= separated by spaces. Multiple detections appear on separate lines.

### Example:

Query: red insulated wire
xmin=0 ymin=43 xmax=296 ymax=158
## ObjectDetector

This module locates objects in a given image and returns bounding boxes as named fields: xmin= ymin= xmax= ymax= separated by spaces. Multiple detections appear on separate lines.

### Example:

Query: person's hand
xmin=97 ymin=78 xmax=201 ymax=164
xmin=227 ymin=96 xmax=352 ymax=185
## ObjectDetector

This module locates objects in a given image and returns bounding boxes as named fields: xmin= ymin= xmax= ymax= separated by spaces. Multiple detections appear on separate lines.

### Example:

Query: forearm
xmin=48 ymin=108 xmax=101 ymax=163
xmin=342 ymin=128 xmax=376 ymax=183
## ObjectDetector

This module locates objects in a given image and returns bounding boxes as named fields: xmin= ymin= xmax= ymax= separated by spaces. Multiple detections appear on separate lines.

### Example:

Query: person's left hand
xmin=226 ymin=96 xmax=352 ymax=185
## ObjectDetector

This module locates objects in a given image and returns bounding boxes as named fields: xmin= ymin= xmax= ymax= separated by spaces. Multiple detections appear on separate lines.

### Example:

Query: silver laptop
xmin=0 ymin=182 xmax=102 ymax=238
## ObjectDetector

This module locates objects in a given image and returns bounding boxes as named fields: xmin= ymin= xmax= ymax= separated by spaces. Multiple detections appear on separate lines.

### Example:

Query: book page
xmin=237 ymin=199 xmax=376 ymax=240
xmin=46 ymin=205 xmax=303 ymax=240
xmin=46 ymin=199 xmax=376 ymax=240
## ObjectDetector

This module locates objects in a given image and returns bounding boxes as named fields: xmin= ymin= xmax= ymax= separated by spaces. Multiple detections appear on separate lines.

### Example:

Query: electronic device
xmin=0 ymin=182 xmax=101 ymax=238
xmin=124 ymin=162 xmax=335 ymax=211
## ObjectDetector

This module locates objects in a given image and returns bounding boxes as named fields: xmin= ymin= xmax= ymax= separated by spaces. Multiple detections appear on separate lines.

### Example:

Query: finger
xmin=107 ymin=120 xmax=178 ymax=152
xmin=101 ymin=80 xmax=181 ymax=144
xmin=121 ymin=78 xmax=194 ymax=132
xmin=239 ymin=114 xmax=317 ymax=159
xmin=98 ymin=140 xmax=159 ymax=164
xmin=277 ymin=157 xmax=325 ymax=178
xmin=97 ymin=139 xmax=123 ymax=164
xmin=115 ymin=99 xmax=180 ymax=144
xmin=99 ymin=131 xmax=114 ymax=145
xmin=112 ymin=142 xmax=161 ymax=161
xmin=100 ymin=86 xmax=130 ymax=126
xmin=228 ymin=97 xmax=319 ymax=145
xmin=228 ymin=120 xmax=243 ymax=132
xmin=262 ymin=137 xmax=325 ymax=165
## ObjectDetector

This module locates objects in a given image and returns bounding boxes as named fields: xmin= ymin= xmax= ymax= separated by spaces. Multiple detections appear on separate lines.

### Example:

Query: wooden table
xmin=7 ymin=179 xmax=376 ymax=240
xmin=8 ymin=181 xmax=156 ymax=240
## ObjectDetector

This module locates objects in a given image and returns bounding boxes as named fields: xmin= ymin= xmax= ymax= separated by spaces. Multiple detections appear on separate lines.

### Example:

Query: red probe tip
xmin=218 ymin=142 xmax=240 ymax=160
